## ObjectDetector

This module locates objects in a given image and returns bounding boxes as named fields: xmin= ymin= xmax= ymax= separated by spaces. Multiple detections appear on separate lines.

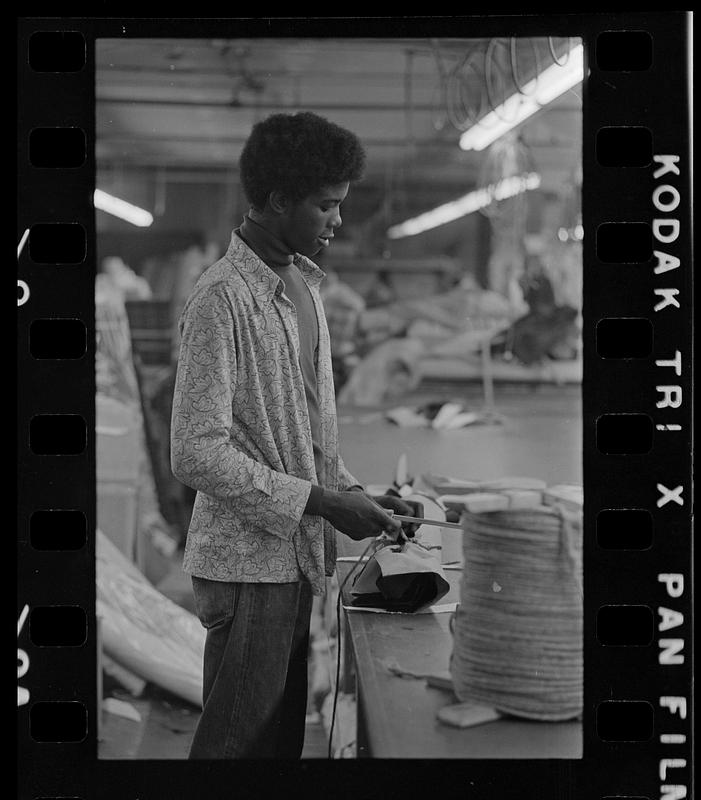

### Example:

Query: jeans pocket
xmin=191 ymin=576 xmax=238 ymax=629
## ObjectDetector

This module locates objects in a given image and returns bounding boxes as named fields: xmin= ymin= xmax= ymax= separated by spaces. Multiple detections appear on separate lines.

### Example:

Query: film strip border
xmin=583 ymin=17 xmax=693 ymax=798
xmin=584 ymin=18 xmax=693 ymax=800
xmin=17 ymin=19 xmax=97 ymax=800
xmin=16 ymin=14 xmax=693 ymax=800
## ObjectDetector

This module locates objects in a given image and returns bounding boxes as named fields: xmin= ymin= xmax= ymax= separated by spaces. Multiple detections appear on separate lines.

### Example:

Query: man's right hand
xmin=318 ymin=489 xmax=402 ymax=541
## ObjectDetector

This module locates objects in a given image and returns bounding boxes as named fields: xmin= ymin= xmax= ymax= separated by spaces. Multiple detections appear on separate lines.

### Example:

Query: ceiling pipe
xmin=97 ymin=97 xmax=466 ymax=112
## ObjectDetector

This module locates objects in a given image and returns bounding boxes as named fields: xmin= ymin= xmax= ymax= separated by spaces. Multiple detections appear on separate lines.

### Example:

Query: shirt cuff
xmin=304 ymin=484 xmax=325 ymax=515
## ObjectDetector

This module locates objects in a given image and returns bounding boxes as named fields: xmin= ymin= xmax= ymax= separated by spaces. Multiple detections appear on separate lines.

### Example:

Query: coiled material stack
xmin=450 ymin=504 xmax=582 ymax=721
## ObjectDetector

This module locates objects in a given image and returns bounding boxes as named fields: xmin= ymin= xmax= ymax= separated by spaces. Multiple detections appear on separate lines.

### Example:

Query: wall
xmin=96 ymin=168 xmax=246 ymax=274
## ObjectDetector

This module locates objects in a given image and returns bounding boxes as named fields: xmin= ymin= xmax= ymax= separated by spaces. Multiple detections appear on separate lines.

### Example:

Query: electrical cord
xmin=327 ymin=535 xmax=385 ymax=759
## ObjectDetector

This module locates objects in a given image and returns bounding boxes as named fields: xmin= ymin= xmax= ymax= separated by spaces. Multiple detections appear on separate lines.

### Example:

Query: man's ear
xmin=268 ymin=190 xmax=288 ymax=215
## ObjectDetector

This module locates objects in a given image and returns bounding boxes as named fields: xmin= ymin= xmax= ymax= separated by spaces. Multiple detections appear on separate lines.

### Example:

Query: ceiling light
xmin=94 ymin=189 xmax=154 ymax=227
xmin=459 ymin=43 xmax=584 ymax=152
xmin=387 ymin=172 xmax=541 ymax=239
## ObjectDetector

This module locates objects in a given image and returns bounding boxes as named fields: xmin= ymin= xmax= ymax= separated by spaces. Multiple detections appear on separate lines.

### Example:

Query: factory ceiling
xmin=96 ymin=37 xmax=582 ymax=197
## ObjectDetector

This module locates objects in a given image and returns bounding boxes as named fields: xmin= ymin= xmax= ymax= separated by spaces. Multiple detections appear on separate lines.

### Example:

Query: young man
xmin=171 ymin=111 xmax=421 ymax=759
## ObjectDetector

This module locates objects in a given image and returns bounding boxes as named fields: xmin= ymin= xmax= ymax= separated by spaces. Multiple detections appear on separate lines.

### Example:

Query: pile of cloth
xmin=335 ymin=278 xmax=513 ymax=406
xmin=330 ymin=271 xmax=580 ymax=407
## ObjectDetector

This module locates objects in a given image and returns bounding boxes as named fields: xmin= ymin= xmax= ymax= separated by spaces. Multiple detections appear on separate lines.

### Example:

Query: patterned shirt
xmin=236 ymin=215 xmax=325 ymax=483
xmin=171 ymin=232 xmax=360 ymax=595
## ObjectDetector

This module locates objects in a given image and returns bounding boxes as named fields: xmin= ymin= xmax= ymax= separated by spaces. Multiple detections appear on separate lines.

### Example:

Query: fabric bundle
xmin=97 ymin=529 xmax=205 ymax=708
xmin=450 ymin=504 xmax=582 ymax=721
xmin=350 ymin=540 xmax=450 ymax=613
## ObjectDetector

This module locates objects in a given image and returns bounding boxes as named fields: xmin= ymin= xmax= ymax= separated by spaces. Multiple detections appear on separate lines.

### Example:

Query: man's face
xmin=277 ymin=182 xmax=349 ymax=257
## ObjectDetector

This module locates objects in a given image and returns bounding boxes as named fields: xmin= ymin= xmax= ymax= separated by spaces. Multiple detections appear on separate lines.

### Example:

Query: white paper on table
xmin=343 ymin=602 xmax=458 ymax=615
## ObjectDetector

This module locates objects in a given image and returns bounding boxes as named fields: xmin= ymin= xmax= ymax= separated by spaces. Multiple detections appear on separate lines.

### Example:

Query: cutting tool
xmin=387 ymin=511 xmax=463 ymax=529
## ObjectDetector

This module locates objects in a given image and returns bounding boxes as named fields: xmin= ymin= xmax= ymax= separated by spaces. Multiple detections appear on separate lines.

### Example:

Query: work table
xmin=336 ymin=553 xmax=582 ymax=759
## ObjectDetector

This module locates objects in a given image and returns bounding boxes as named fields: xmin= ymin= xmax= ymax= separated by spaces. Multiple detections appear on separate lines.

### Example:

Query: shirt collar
xmin=225 ymin=228 xmax=326 ymax=306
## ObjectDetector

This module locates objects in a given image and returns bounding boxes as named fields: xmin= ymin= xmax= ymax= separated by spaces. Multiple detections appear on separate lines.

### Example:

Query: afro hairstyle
xmin=239 ymin=111 xmax=366 ymax=210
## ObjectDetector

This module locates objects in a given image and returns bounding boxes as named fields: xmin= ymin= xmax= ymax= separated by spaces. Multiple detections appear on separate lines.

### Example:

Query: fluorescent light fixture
xmin=94 ymin=189 xmax=154 ymax=227
xmin=387 ymin=172 xmax=541 ymax=239
xmin=459 ymin=43 xmax=584 ymax=152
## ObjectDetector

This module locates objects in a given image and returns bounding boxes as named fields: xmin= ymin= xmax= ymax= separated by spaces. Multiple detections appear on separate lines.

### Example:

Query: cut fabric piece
xmin=350 ymin=541 xmax=450 ymax=613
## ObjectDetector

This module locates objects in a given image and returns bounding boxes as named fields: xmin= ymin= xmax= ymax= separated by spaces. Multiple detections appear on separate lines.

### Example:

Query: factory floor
xmin=98 ymin=381 xmax=582 ymax=760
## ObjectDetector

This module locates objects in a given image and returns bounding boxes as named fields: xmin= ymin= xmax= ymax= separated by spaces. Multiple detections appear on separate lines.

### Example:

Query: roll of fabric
xmin=97 ymin=528 xmax=205 ymax=708
xmin=450 ymin=504 xmax=582 ymax=721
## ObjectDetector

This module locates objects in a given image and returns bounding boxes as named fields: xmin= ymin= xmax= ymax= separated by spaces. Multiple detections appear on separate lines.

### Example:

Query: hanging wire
xmin=509 ymin=36 xmax=540 ymax=96
xmin=548 ymin=36 xmax=573 ymax=66
xmin=484 ymin=38 xmax=521 ymax=123
xmin=443 ymin=49 xmax=467 ymax=130
xmin=446 ymin=51 xmax=485 ymax=131
xmin=429 ymin=39 xmax=450 ymax=132
xmin=433 ymin=39 xmax=475 ymax=131
xmin=436 ymin=36 xmax=576 ymax=136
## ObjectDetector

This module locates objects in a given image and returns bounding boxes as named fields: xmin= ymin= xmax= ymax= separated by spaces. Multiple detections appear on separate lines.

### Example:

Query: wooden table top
xmin=337 ymin=555 xmax=582 ymax=759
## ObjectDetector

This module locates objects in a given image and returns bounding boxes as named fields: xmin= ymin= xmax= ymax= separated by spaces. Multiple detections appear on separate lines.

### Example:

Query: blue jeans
xmin=188 ymin=577 xmax=313 ymax=759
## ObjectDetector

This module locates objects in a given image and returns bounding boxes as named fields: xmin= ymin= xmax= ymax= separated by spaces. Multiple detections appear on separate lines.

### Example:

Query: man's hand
xmin=371 ymin=495 xmax=424 ymax=539
xmin=318 ymin=490 xmax=402 ymax=541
